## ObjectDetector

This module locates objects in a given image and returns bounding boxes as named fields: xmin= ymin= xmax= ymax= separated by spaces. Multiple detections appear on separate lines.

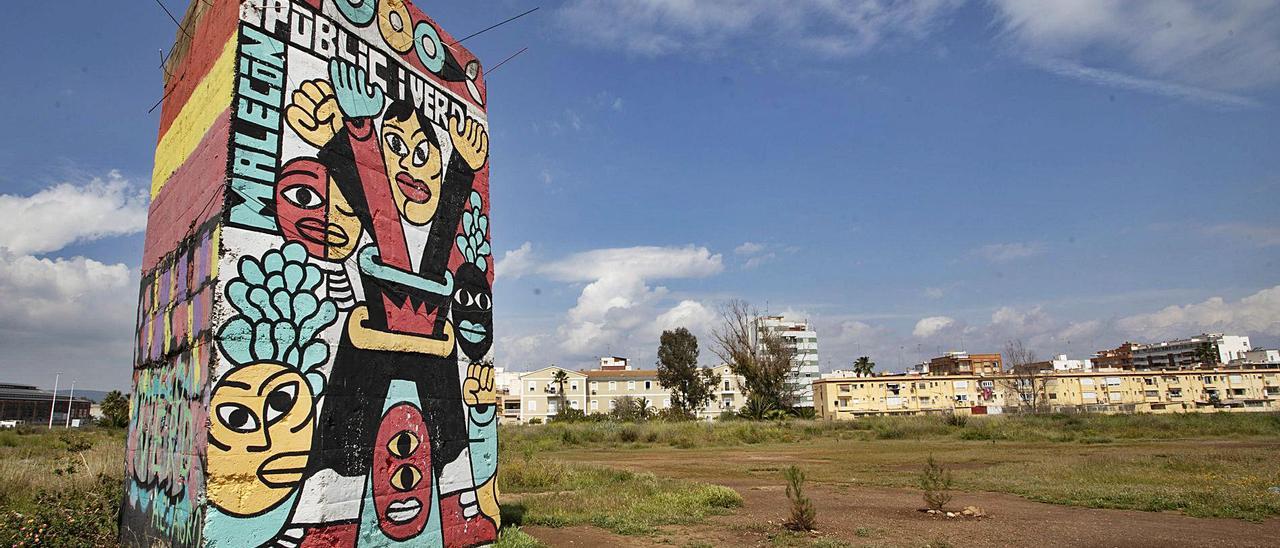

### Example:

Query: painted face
xmin=377 ymin=0 xmax=415 ymax=54
xmin=374 ymin=402 xmax=433 ymax=540
xmin=381 ymin=112 xmax=443 ymax=226
xmin=275 ymin=158 xmax=362 ymax=261
xmin=452 ymin=262 xmax=493 ymax=360
xmin=207 ymin=363 xmax=314 ymax=517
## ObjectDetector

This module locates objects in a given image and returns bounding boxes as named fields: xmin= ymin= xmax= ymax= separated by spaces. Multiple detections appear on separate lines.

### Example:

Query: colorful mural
xmin=123 ymin=1 xmax=495 ymax=546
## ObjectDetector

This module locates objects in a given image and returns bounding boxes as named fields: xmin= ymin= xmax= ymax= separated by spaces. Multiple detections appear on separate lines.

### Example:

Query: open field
xmin=503 ymin=413 xmax=1280 ymax=547
xmin=2 ymin=414 xmax=1280 ymax=546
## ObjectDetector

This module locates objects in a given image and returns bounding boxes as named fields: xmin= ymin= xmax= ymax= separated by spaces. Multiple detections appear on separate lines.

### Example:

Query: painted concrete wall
xmin=123 ymin=1 xmax=496 ymax=546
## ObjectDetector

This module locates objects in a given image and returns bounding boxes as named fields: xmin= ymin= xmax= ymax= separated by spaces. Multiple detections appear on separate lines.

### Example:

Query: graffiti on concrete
xmin=124 ymin=1 xmax=494 ymax=546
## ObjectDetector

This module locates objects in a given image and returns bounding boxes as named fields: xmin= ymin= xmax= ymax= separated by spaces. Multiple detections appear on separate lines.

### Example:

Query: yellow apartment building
xmin=814 ymin=368 xmax=1280 ymax=419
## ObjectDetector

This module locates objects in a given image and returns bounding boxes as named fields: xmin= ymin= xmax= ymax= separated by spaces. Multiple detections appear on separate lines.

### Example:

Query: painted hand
xmin=462 ymin=362 xmax=496 ymax=406
xmin=449 ymin=115 xmax=489 ymax=171
xmin=328 ymin=59 xmax=384 ymax=120
xmin=285 ymin=79 xmax=343 ymax=148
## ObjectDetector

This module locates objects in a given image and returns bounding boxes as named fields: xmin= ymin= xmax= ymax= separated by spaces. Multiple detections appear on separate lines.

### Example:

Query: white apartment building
xmin=1131 ymin=334 xmax=1252 ymax=369
xmin=1234 ymin=349 xmax=1280 ymax=366
xmin=514 ymin=361 xmax=748 ymax=422
xmin=1046 ymin=354 xmax=1093 ymax=372
xmin=516 ymin=366 xmax=587 ymax=423
xmin=753 ymin=315 xmax=820 ymax=407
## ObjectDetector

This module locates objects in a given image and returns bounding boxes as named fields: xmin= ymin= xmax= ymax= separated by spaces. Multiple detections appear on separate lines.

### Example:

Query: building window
xmin=644 ymin=381 xmax=652 ymax=390
xmin=663 ymin=398 xmax=671 ymax=408
xmin=528 ymin=381 xmax=536 ymax=392
xmin=571 ymin=381 xmax=579 ymax=391
xmin=724 ymin=381 xmax=731 ymax=391
xmin=590 ymin=400 xmax=598 ymax=411
xmin=608 ymin=400 xmax=617 ymax=410
xmin=628 ymin=381 xmax=636 ymax=390
xmin=527 ymin=400 xmax=537 ymax=411
xmin=609 ymin=381 xmax=617 ymax=391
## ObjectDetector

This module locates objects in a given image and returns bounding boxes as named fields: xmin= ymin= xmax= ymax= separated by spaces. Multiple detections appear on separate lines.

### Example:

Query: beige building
xmin=814 ymin=368 xmax=1280 ymax=419
xmin=513 ymin=359 xmax=748 ymax=422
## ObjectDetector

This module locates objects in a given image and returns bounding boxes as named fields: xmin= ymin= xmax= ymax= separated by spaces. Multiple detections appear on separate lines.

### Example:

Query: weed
xmin=493 ymin=526 xmax=546 ymax=548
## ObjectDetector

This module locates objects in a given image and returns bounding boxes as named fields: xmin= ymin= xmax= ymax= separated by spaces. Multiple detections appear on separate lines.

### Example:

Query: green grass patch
xmin=499 ymin=454 xmax=742 ymax=535
xmin=492 ymin=526 xmax=547 ymax=548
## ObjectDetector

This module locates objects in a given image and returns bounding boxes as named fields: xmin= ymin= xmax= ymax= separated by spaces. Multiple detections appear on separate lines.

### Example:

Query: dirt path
xmin=520 ymin=450 xmax=1280 ymax=548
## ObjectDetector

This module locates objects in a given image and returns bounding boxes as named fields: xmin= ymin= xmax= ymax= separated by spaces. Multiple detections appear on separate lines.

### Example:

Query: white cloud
xmin=0 ymin=171 xmax=148 ymax=255
xmin=612 ymin=97 xmax=625 ymax=111
xmin=1202 ymin=223 xmax=1280 ymax=247
xmin=524 ymin=246 xmax=724 ymax=356
xmin=652 ymin=299 xmax=718 ymax=336
xmin=1117 ymin=285 xmax=1280 ymax=341
xmin=496 ymin=242 xmax=537 ymax=280
xmin=990 ymin=0 xmax=1280 ymax=103
xmin=558 ymin=0 xmax=962 ymax=58
xmin=0 ymin=173 xmax=146 ymax=389
xmin=735 ymin=241 xmax=765 ymax=255
xmin=913 ymin=316 xmax=956 ymax=338
xmin=923 ymin=287 xmax=945 ymax=299
xmin=1030 ymin=58 xmax=1260 ymax=109
xmin=743 ymin=253 xmax=777 ymax=270
xmin=974 ymin=241 xmax=1044 ymax=263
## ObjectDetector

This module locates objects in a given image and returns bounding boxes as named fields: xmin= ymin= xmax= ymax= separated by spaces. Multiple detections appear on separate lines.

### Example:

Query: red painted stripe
xmin=142 ymin=111 xmax=231 ymax=272
xmin=156 ymin=2 xmax=239 ymax=140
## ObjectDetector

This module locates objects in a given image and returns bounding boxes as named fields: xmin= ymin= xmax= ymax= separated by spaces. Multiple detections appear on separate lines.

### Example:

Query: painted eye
xmin=385 ymin=132 xmax=409 ymax=157
xmin=389 ymin=464 xmax=423 ymax=492
xmin=464 ymin=292 xmax=476 ymax=307
xmin=453 ymin=289 xmax=465 ymax=305
xmin=265 ymin=382 xmax=298 ymax=424
xmin=411 ymin=142 xmax=430 ymax=167
xmin=465 ymin=60 xmax=479 ymax=80
xmin=216 ymin=403 xmax=259 ymax=433
xmin=387 ymin=430 xmax=420 ymax=458
xmin=476 ymin=294 xmax=491 ymax=310
xmin=281 ymin=185 xmax=324 ymax=209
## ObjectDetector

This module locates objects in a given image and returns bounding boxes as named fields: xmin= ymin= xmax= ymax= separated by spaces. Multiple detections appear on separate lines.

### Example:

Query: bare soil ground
xmin=521 ymin=446 xmax=1280 ymax=548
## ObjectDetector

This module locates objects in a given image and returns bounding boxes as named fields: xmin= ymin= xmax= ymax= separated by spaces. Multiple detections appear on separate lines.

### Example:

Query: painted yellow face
xmin=381 ymin=113 xmax=442 ymax=226
xmin=207 ymin=363 xmax=314 ymax=517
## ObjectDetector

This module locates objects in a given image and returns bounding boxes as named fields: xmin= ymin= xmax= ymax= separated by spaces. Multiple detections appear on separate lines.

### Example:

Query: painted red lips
xmin=396 ymin=173 xmax=432 ymax=203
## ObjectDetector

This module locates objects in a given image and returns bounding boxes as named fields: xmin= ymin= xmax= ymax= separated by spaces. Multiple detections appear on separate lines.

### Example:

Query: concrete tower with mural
xmin=122 ymin=1 xmax=497 ymax=545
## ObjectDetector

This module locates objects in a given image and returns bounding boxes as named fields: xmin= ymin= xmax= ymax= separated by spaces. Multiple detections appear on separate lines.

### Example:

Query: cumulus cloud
xmin=0 ymin=171 xmax=148 ymax=255
xmin=974 ymin=241 xmax=1044 ymax=263
xmin=735 ymin=241 xmax=765 ymax=255
xmin=913 ymin=316 xmax=956 ymax=338
xmin=496 ymin=241 xmax=537 ymax=280
xmin=990 ymin=0 xmax=1280 ymax=105
xmin=1117 ymin=285 xmax=1280 ymax=341
xmin=0 ymin=173 xmax=146 ymax=389
xmin=558 ymin=0 xmax=962 ymax=58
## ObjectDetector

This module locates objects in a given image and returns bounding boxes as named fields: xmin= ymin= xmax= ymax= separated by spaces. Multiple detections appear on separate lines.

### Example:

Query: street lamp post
xmin=47 ymin=372 xmax=62 ymax=429
xmin=64 ymin=382 xmax=76 ymax=428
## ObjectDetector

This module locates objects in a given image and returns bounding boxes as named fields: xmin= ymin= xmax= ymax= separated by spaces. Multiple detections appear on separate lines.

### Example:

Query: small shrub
xmin=782 ymin=466 xmax=816 ymax=531
xmin=943 ymin=413 xmax=968 ymax=428
xmin=919 ymin=455 xmax=953 ymax=512
xmin=528 ymin=418 xmax=543 ymax=425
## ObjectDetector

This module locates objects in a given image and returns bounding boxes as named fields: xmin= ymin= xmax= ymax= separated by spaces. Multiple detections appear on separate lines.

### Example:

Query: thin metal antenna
xmin=153 ymin=0 xmax=193 ymax=41
xmin=484 ymin=47 xmax=528 ymax=75
xmin=448 ymin=7 xmax=540 ymax=46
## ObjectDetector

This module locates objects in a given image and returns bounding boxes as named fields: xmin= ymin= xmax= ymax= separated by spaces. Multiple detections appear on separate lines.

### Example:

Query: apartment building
xmin=928 ymin=352 xmax=1003 ymax=376
xmin=1130 ymin=334 xmax=1252 ymax=369
xmin=754 ymin=315 xmax=820 ymax=407
xmin=813 ymin=368 xmax=1280 ymax=419
xmin=516 ymin=366 xmax=587 ymax=423
xmin=698 ymin=363 xmax=748 ymax=419
xmin=1092 ymin=343 xmax=1136 ymax=369
xmin=1234 ymin=349 xmax=1280 ymax=366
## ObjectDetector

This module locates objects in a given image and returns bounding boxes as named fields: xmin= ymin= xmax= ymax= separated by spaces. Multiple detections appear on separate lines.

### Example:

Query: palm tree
xmin=551 ymin=368 xmax=570 ymax=416
xmin=853 ymin=356 xmax=876 ymax=377
xmin=1193 ymin=342 xmax=1218 ymax=368
xmin=634 ymin=397 xmax=653 ymax=421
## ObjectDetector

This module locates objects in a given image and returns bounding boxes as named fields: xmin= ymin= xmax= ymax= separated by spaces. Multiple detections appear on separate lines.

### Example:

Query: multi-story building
xmin=753 ymin=315 xmax=820 ymax=407
xmin=1130 ymin=334 xmax=1252 ymax=369
xmin=1024 ymin=354 xmax=1093 ymax=373
xmin=516 ymin=366 xmax=587 ymax=423
xmin=699 ymin=363 xmax=748 ymax=419
xmin=1093 ymin=343 xmax=1136 ymax=369
xmin=927 ymin=352 xmax=1003 ymax=376
xmin=813 ymin=367 xmax=1280 ymax=419
xmin=1234 ymin=349 xmax=1280 ymax=366
xmin=0 ymin=383 xmax=93 ymax=426
xmin=584 ymin=369 xmax=671 ymax=414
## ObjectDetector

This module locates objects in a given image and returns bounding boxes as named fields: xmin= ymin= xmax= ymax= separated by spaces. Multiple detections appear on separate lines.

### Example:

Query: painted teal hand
xmin=456 ymin=191 xmax=491 ymax=272
xmin=329 ymin=59 xmax=384 ymax=120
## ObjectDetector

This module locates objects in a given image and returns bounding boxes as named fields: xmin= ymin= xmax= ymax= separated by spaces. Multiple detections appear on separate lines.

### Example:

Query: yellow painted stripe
xmin=151 ymin=38 xmax=238 ymax=198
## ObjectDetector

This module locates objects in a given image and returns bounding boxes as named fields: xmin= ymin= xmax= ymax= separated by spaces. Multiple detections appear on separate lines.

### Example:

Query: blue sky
xmin=1 ymin=1 xmax=1278 ymax=390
